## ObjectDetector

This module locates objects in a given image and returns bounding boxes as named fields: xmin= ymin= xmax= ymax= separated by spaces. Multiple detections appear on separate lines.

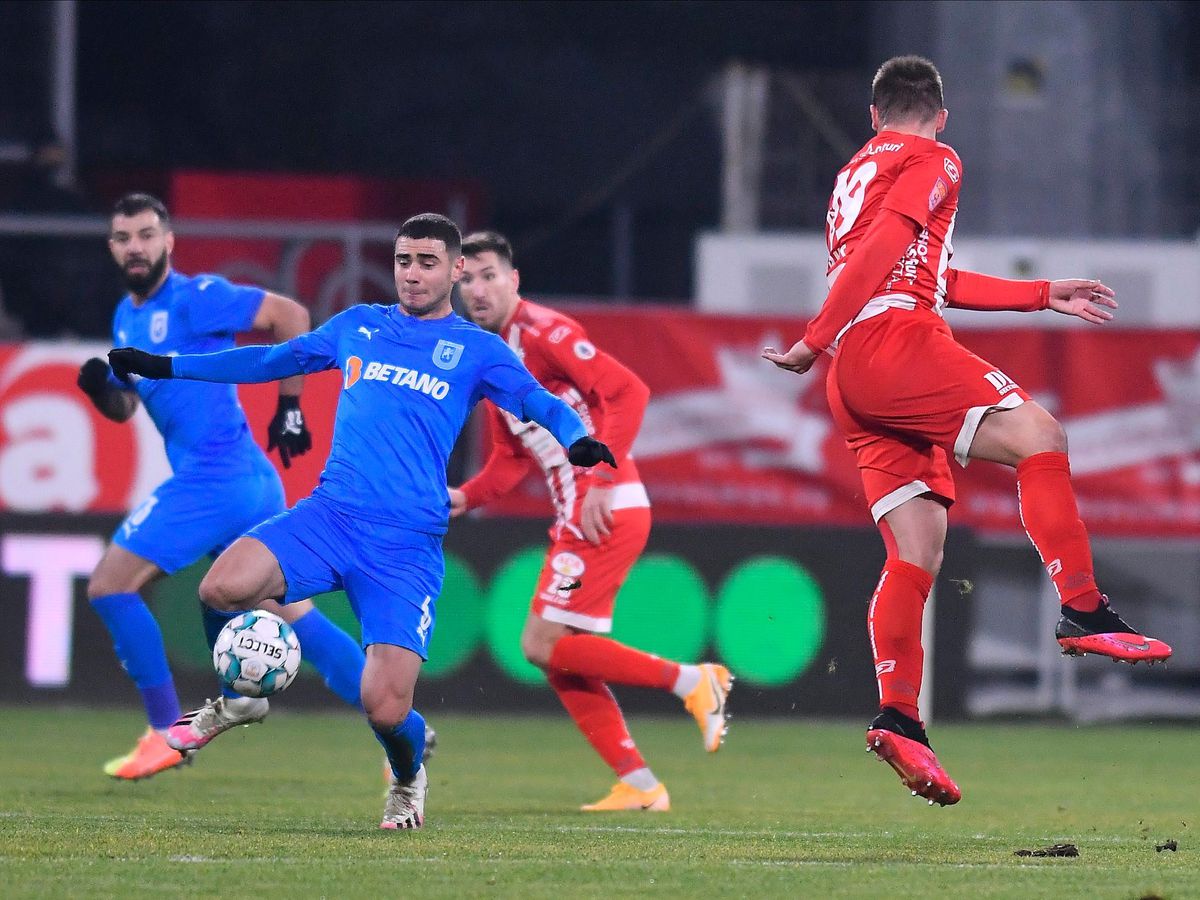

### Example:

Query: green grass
xmin=0 ymin=708 xmax=1195 ymax=898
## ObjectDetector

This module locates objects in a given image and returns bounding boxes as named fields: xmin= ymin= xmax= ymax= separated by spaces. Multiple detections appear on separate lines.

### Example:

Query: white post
xmin=918 ymin=585 xmax=936 ymax=722
xmin=50 ymin=0 xmax=78 ymax=187
xmin=719 ymin=62 xmax=769 ymax=233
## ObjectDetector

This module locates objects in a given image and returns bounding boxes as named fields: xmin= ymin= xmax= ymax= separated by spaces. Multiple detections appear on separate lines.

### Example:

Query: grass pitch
xmin=1 ymin=707 xmax=1195 ymax=898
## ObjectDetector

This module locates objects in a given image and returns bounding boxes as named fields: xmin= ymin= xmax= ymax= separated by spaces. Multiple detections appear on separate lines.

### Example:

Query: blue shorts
xmin=114 ymin=468 xmax=286 ymax=575
xmin=246 ymin=495 xmax=442 ymax=658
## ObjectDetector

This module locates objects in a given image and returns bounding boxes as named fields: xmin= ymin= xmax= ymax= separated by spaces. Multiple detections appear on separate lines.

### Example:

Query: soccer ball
xmin=212 ymin=610 xmax=302 ymax=698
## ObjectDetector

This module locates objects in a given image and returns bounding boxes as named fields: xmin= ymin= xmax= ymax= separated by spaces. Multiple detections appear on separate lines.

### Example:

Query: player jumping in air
xmin=109 ymin=213 xmax=616 ymax=830
xmin=80 ymin=193 xmax=368 ymax=780
xmin=763 ymin=56 xmax=1171 ymax=807
xmin=452 ymin=231 xmax=732 ymax=812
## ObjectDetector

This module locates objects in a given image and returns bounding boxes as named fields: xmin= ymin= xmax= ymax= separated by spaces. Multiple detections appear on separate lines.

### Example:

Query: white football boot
xmin=165 ymin=696 xmax=270 ymax=751
xmin=380 ymin=764 xmax=428 ymax=830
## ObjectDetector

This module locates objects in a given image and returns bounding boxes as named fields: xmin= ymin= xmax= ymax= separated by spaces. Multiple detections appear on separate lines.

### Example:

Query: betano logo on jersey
xmin=342 ymin=355 xmax=451 ymax=399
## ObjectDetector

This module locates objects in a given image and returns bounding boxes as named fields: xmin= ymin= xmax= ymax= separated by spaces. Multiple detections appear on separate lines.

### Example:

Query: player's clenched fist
xmin=568 ymin=436 xmax=617 ymax=468
xmin=108 ymin=347 xmax=173 ymax=381
xmin=76 ymin=358 xmax=112 ymax=399
xmin=267 ymin=396 xmax=312 ymax=469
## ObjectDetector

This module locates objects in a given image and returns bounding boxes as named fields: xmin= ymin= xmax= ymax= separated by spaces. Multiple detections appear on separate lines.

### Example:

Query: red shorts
xmin=531 ymin=507 xmax=651 ymax=633
xmin=827 ymin=309 xmax=1030 ymax=522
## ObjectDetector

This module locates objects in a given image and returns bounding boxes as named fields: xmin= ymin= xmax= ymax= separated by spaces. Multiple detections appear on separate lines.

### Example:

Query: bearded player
xmin=451 ymin=231 xmax=732 ymax=812
xmin=763 ymin=56 xmax=1170 ymax=806
xmin=79 ymin=192 xmax=367 ymax=780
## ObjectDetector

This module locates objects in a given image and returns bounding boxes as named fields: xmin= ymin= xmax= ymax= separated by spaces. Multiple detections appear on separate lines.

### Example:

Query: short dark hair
xmin=462 ymin=230 xmax=514 ymax=266
xmin=396 ymin=213 xmax=462 ymax=258
xmin=871 ymin=55 xmax=944 ymax=125
xmin=112 ymin=192 xmax=170 ymax=226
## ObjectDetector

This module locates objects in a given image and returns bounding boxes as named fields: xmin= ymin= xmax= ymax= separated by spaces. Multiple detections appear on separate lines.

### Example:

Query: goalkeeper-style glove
xmin=267 ymin=395 xmax=312 ymax=469
xmin=108 ymin=347 xmax=173 ymax=381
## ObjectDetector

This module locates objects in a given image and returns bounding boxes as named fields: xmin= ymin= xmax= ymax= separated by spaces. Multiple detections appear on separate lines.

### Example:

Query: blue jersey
xmin=113 ymin=271 xmax=268 ymax=476
xmin=285 ymin=304 xmax=544 ymax=534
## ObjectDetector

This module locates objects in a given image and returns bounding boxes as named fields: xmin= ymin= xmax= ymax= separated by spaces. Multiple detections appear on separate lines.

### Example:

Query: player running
xmin=763 ymin=56 xmax=1171 ymax=807
xmin=80 ymin=193 xmax=367 ymax=781
xmin=108 ymin=213 xmax=617 ymax=830
xmin=452 ymin=232 xmax=731 ymax=812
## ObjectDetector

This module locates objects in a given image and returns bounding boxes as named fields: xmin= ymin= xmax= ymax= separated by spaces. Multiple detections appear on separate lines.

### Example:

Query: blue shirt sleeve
xmin=286 ymin=309 xmax=351 ymax=372
xmin=478 ymin=338 xmax=541 ymax=417
xmin=187 ymin=275 xmax=266 ymax=335
xmin=172 ymin=343 xmax=306 ymax=383
xmin=521 ymin=387 xmax=588 ymax=449
xmin=478 ymin=337 xmax=587 ymax=448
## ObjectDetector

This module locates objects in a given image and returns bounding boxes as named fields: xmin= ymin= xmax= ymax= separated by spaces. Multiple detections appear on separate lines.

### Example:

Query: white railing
xmin=0 ymin=213 xmax=401 ymax=324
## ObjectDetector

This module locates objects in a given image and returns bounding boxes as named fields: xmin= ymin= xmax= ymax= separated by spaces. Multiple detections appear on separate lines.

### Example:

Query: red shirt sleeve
xmin=458 ymin=402 xmax=535 ymax=509
xmin=945 ymin=269 xmax=1050 ymax=312
xmin=538 ymin=328 xmax=650 ymax=475
xmin=802 ymin=209 xmax=921 ymax=353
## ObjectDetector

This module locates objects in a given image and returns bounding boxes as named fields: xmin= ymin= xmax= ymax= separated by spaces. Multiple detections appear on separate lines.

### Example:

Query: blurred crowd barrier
xmin=4 ymin=318 xmax=1199 ymax=536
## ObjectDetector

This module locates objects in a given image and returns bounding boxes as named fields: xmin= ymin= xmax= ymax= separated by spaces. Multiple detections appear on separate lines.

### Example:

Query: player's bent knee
xmin=363 ymin=698 xmax=413 ymax=732
xmin=198 ymin=572 xmax=250 ymax=612
xmin=1020 ymin=406 xmax=1068 ymax=456
xmin=520 ymin=632 xmax=554 ymax=669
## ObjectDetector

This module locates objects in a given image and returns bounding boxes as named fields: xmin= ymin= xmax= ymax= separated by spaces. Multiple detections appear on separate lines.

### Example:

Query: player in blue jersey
xmin=78 ymin=193 xmax=368 ymax=781
xmin=109 ymin=213 xmax=616 ymax=830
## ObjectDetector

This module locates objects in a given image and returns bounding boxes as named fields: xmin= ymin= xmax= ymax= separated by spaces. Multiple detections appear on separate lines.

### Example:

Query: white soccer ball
xmin=212 ymin=610 xmax=302 ymax=698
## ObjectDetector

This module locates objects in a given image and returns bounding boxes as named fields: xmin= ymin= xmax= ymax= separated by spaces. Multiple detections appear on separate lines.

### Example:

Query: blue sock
xmin=374 ymin=708 xmax=426 ymax=781
xmin=91 ymin=593 xmax=181 ymax=729
xmin=289 ymin=608 xmax=364 ymax=708
xmin=200 ymin=603 xmax=243 ymax=699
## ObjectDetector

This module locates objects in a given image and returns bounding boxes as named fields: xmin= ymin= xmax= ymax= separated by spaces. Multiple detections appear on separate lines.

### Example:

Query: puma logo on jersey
xmin=357 ymin=326 xmax=380 ymax=340
xmin=198 ymin=278 xmax=214 ymax=291
xmin=345 ymin=357 xmax=451 ymax=399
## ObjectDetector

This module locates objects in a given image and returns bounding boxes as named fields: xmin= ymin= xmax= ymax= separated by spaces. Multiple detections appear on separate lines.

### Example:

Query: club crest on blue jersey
xmin=150 ymin=311 xmax=169 ymax=343
xmin=432 ymin=339 xmax=464 ymax=370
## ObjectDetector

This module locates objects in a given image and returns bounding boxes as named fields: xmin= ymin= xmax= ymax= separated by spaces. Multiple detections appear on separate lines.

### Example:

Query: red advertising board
xmin=2 ymin=310 xmax=1198 ymax=536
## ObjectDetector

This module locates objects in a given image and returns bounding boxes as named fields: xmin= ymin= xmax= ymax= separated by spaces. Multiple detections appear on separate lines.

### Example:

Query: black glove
xmin=568 ymin=436 xmax=617 ymax=469
xmin=267 ymin=395 xmax=312 ymax=469
xmin=108 ymin=347 xmax=173 ymax=381
xmin=77 ymin=358 xmax=113 ymax=399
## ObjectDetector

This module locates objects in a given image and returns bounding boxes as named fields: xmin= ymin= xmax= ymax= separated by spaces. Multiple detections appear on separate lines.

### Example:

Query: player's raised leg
xmin=865 ymin=498 xmax=960 ymax=807
xmin=970 ymin=402 xmax=1171 ymax=663
xmin=165 ymin=536 xmax=290 ymax=751
xmin=365 ymin=644 xmax=429 ymax=830
xmin=88 ymin=544 xmax=193 ymax=779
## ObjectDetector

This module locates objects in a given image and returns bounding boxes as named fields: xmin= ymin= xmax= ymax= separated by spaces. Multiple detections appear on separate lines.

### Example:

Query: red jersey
xmin=460 ymin=299 xmax=650 ymax=539
xmin=818 ymin=131 xmax=963 ymax=349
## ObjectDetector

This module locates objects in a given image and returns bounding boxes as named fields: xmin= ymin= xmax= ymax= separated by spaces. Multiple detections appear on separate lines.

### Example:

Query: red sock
xmin=1016 ymin=451 xmax=1102 ymax=612
xmin=867 ymin=560 xmax=932 ymax=723
xmin=547 ymin=670 xmax=646 ymax=776
xmin=548 ymin=633 xmax=680 ymax=691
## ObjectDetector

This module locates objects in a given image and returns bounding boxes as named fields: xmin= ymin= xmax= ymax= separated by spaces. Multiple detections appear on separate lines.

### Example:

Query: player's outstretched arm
xmin=521 ymin=388 xmax=616 ymax=468
xmin=77 ymin=357 xmax=139 ymax=422
xmin=944 ymin=270 xmax=1116 ymax=324
xmin=252 ymin=294 xmax=314 ymax=468
xmin=763 ymin=209 xmax=920 ymax=375
xmin=108 ymin=342 xmax=307 ymax=385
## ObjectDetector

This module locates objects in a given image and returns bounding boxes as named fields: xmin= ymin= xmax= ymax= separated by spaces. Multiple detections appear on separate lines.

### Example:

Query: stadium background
xmin=3 ymin=1 xmax=1200 ymax=726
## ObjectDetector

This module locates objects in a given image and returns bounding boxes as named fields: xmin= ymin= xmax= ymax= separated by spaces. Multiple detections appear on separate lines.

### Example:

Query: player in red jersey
xmin=763 ymin=56 xmax=1171 ymax=807
xmin=451 ymin=231 xmax=732 ymax=812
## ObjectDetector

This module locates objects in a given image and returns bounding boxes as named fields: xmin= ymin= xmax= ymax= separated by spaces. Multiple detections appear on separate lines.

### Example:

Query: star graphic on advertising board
xmin=634 ymin=334 xmax=830 ymax=473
